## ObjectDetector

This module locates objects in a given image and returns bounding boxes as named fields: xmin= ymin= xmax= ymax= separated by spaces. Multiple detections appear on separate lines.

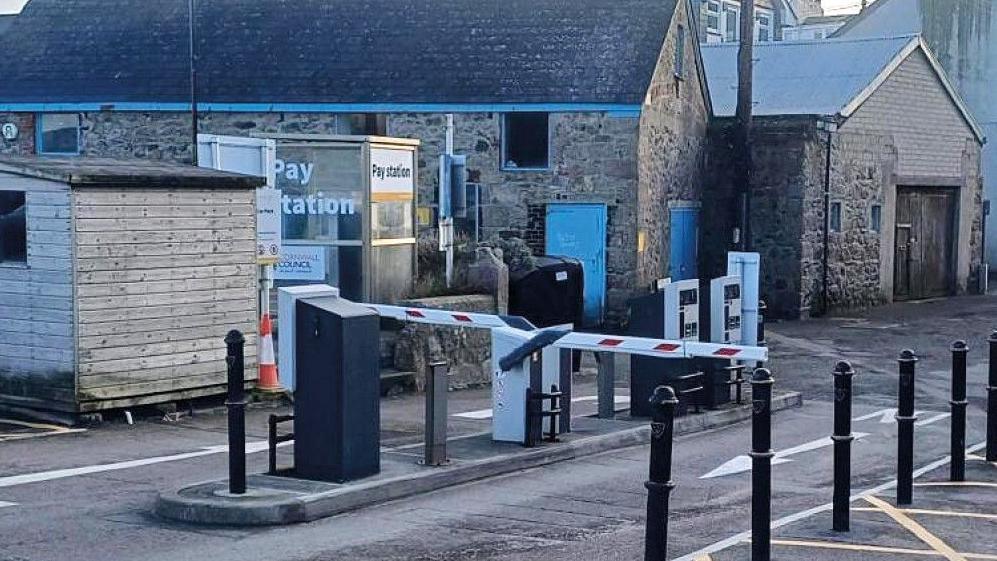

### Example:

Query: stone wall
xmin=391 ymin=293 xmax=496 ymax=390
xmin=637 ymin=0 xmax=711 ymax=290
xmin=0 ymin=112 xmax=35 ymax=155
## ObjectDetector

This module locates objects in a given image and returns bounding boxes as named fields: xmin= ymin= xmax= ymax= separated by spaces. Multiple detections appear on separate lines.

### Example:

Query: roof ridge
xmin=699 ymin=33 xmax=917 ymax=49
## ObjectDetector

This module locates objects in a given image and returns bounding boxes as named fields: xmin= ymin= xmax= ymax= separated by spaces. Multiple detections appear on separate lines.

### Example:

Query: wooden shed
xmin=0 ymin=157 xmax=264 ymax=418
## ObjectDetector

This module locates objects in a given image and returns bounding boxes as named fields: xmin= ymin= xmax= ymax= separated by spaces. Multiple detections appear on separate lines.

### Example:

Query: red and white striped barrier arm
xmin=366 ymin=304 xmax=511 ymax=329
xmin=552 ymin=332 xmax=768 ymax=362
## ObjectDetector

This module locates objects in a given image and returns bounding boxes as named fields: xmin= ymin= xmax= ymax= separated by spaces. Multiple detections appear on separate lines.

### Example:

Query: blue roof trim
xmin=0 ymin=102 xmax=643 ymax=115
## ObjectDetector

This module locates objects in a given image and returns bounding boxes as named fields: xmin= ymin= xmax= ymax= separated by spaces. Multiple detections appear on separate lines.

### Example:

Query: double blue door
xmin=546 ymin=204 xmax=607 ymax=327
xmin=669 ymin=206 xmax=699 ymax=281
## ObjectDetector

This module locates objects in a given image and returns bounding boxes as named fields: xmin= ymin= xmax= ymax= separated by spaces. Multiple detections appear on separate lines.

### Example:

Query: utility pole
xmin=735 ymin=0 xmax=754 ymax=251
xmin=188 ymin=0 xmax=199 ymax=165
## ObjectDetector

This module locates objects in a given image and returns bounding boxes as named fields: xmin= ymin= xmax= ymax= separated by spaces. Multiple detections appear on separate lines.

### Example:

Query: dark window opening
xmin=502 ymin=113 xmax=549 ymax=170
xmin=871 ymin=204 xmax=882 ymax=233
xmin=830 ymin=202 xmax=842 ymax=232
xmin=341 ymin=114 xmax=387 ymax=136
xmin=38 ymin=113 xmax=81 ymax=154
xmin=675 ymin=25 xmax=686 ymax=78
xmin=0 ymin=191 xmax=26 ymax=264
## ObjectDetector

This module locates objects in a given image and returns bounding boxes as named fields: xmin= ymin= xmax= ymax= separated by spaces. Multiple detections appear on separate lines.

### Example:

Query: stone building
xmin=0 ymin=0 xmax=712 ymax=328
xmin=702 ymin=36 xmax=985 ymax=318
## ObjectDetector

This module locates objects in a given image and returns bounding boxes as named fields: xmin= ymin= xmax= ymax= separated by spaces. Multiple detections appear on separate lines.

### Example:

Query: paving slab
xmin=155 ymin=391 xmax=802 ymax=525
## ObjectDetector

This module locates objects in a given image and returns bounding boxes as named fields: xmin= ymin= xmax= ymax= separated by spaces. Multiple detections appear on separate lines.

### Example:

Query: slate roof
xmin=0 ymin=0 xmax=679 ymax=105
xmin=702 ymin=35 xmax=912 ymax=116
xmin=0 ymin=156 xmax=266 ymax=188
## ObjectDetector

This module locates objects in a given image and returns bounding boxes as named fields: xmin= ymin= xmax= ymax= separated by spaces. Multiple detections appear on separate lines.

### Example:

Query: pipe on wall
xmin=820 ymin=118 xmax=836 ymax=316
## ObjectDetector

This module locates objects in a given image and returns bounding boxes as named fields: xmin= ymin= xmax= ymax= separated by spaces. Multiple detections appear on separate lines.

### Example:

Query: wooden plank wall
xmin=0 ymin=174 xmax=77 ymax=411
xmin=73 ymin=187 xmax=258 ymax=409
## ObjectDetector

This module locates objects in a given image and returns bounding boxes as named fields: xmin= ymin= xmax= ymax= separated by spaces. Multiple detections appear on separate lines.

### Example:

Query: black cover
xmin=509 ymin=256 xmax=584 ymax=329
xmin=294 ymin=296 xmax=380 ymax=483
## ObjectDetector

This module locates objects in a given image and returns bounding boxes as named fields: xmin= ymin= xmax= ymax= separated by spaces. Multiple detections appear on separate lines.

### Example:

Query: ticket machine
xmin=710 ymin=275 xmax=743 ymax=344
xmin=662 ymin=278 xmax=701 ymax=341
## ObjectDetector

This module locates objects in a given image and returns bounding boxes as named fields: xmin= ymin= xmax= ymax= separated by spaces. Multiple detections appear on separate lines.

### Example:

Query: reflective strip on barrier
xmin=367 ymin=304 xmax=511 ymax=329
xmin=552 ymin=332 xmax=768 ymax=362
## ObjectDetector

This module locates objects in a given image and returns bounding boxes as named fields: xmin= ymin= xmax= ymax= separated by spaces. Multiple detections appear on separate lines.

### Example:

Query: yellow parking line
xmin=767 ymin=539 xmax=997 ymax=560
xmin=864 ymin=496 xmax=968 ymax=561
xmin=853 ymin=507 xmax=997 ymax=521
xmin=914 ymin=482 xmax=997 ymax=489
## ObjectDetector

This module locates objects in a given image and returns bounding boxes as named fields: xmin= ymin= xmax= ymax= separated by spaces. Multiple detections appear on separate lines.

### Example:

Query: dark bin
xmin=509 ymin=256 xmax=585 ymax=328
xmin=294 ymin=296 xmax=380 ymax=482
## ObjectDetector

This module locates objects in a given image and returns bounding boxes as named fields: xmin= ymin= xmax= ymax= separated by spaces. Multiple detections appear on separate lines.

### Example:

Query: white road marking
xmin=675 ymin=441 xmax=988 ymax=561
xmin=853 ymin=409 xmax=939 ymax=424
xmin=0 ymin=501 xmax=17 ymax=508
xmin=916 ymin=413 xmax=951 ymax=427
xmin=701 ymin=432 xmax=871 ymax=479
xmin=0 ymin=440 xmax=284 ymax=489
xmin=452 ymin=395 xmax=630 ymax=420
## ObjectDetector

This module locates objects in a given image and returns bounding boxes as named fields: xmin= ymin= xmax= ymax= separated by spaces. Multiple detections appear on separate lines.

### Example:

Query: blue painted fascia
xmin=0 ymin=101 xmax=642 ymax=117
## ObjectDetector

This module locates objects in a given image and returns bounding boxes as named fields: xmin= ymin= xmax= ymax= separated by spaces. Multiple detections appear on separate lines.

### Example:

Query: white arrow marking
xmin=915 ymin=412 xmax=951 ymax=427
xmin=0 ymin=440 xmax=281 ymax=489
xmin=0 ymin=500 xmax=17 ymax=508
xmin=853 ymin=409 xmax=937 ymax=424
xmin=701 ymin=432 xmax=870 ymax=479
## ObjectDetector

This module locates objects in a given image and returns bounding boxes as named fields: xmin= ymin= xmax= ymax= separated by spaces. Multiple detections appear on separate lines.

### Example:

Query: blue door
xmin=669 ymin=206 xmax=699 ymax=281
xmin=546 ymin=204 xmax=607 ymax=327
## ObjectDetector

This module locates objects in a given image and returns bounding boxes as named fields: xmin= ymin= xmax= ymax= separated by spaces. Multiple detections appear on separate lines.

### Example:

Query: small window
xmin=0 ymin=191 xmax=26 ymax=264
xmin=814 ymin=30 xmax=825 ymax=39
xmin=344 ymin=113 xmax=386 ymax=136
xmin=755 ymin=14 xmax=772 ymax=42
xmin=830 ymin=202 xmax=842 ymax=232
xmin=674 ymin=25 xmax=686 ymax=78
xmin=723 ymin=3 xmax=740 ymax=42
xmin=870 ymin=204 xmax=882 ymax=233
xmin=705 ymin=1 xmax=721 ymax=35
xmin=502 ymin=113 xmax=549 ymax=170
xmin=37 ymin=113 xmax=81 ymax=155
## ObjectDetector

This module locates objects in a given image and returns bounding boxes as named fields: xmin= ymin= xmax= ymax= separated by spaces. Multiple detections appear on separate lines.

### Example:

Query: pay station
xmin=710 ymin=276 xmax=743 ymax=344
xmin=262 ymin=134 xmax=420 ymax=304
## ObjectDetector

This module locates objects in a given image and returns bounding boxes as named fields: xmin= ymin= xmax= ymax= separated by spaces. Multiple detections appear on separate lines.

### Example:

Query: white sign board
xmin=370 ymin=148 xmax=415 ymax=201
xmin=275 ymin=246 xmax=326 ymax=281
xmin=256 ymin=188 xmax=282 ymax=264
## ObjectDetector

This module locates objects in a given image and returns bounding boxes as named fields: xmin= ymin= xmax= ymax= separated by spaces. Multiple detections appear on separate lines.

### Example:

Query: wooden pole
xmin=735 ymin=0 xmax=754 ymax=250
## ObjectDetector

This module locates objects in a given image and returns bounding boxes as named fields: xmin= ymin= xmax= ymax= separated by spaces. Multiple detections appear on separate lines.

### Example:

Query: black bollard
xmin=644 ymin=386 xmax=678 ymax=561
xmin=751 ymin=368 xmax=774 ymax=561
xmin=896 ymin=349 xmax=917 ymax=506
xmin=832 ymin=360 xmax=854 ymax=531
xmin=225 ymin=330 xmax=247 ymax=495
xmin=951 ymin=341 xmax=968 ymax=481
xmin=988 ymin=332 xmax=997 ymax=462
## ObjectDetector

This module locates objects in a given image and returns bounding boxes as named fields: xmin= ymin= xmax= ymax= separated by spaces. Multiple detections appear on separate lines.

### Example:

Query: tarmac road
xmin=0 ymin=294 xmax=995 ymax=561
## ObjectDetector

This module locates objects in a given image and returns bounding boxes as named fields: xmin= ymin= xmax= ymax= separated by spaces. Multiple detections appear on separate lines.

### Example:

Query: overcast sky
xmin=0 ymin=0 xmax=867 ymax=17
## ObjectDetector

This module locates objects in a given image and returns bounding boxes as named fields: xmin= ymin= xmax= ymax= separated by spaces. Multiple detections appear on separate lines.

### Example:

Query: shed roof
xmin=0 ymin=0 xmax=678 ymax=106
xmin=0 ymin=157 xmax=265 ymax=188
xmin=701 ymin=35 xmax=984 ymax=141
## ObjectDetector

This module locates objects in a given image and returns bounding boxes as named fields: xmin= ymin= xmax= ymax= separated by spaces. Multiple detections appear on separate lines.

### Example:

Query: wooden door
xmin=894 ymin=187 xmax=957 ymax=300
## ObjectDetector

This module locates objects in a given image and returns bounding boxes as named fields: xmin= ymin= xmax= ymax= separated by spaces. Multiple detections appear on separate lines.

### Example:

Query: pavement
xmin=0 ymin=293 xmax=995 ymax=560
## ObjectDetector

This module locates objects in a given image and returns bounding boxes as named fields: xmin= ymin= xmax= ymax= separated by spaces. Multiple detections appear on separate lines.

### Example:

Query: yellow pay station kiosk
xmin=265 ymin=134 xmax=419 ymax=304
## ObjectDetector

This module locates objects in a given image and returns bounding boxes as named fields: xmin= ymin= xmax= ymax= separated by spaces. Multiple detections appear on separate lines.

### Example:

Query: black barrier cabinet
xmin=295 ymin=296 xmax=380 ymax=482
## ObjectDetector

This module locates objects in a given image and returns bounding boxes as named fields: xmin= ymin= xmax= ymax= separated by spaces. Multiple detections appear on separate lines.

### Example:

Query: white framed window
xmin=501 ymin=113 xmax=550 ymax=171
xmin=37 ymin=113 xmax=81 ymax=155
xmin=723 ymin=2 xmax=740 ymax=42
xmin=704 ymin=0 xmax=722 ymax=39
xmin=755 ymin=9 xmax=773 ymax=42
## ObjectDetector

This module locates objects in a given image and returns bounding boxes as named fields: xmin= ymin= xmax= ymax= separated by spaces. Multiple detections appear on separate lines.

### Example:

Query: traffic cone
xmin=257 ymin=313 xmax=282 ymax=392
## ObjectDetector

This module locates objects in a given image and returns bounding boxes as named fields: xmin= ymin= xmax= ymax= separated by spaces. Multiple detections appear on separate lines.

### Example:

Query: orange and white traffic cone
xmin=257 ymin=313 xmax=282 ymax=392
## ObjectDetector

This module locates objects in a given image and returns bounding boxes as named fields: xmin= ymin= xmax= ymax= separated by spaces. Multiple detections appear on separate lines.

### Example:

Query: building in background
xmin=830 ymin=0 xmax=997 ymax=269
xmin=692 ymin=0 xmax=824 ymax=43
xmin=783 ymin=14 xmax=853 ymax=39
xmin=702 ymin=36 xmax=984 ymax=318
xmin=0 ymin=0 xmax=714 ymax=328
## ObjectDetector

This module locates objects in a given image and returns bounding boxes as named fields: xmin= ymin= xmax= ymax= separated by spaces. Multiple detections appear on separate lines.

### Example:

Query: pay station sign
xmin=257 ymin=188 xmax=283 ymax=264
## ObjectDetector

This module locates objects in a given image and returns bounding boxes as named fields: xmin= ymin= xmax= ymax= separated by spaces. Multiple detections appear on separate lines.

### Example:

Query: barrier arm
xmin=366 ymin=304 xmax=515 ymax=329
xmin=551 ymin=332 xmax=768 ymax=363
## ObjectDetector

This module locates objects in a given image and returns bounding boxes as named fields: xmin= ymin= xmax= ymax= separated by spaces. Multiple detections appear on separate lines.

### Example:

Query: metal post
xmin=897 ymin=349 xmax=918 ymax=506
xmin=559 ymin=348 xmax=573 ymax=433
xmin=224 ymin=330 xmax=247 ymax=495
xmin=424 ymin=361 xmax=449 ymax=466
xmin=756 ymin=300 xmax=767 ymax=370
xmin=597 ymin=351 xmax=615 ymax=419
xmin=832 ymin=360 xmax=854 ymax=532
xmin=268 ymin=414 xmax=278 ymax=475
xmin=751 ymin=368 xmax=774 ymax=561
xmin=988 ymin=332 xmax=997 ymax=462
xmin=644 ymin=386 xmax=678 ymax=561
xmin=951 ymin=341 xmax=968 ymax=481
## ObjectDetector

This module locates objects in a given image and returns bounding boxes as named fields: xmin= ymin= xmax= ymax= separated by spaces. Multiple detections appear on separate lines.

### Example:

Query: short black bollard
xmin=751 ymin=368 xmax=774 ymax=561
xmin=644 ymin=385 xmax=678 ymax=561
xmin=224 ymin=330 xmax=247 ymax=495
xmin=832 ymin=360 xmax=855 ymax=532
xmin=951 ymin=341 xmax=968 ymax=481
xmin=896 ymin=349 xmax=917 ymax=506
xmin=988 ymin=332 xmax=997 ymax=462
